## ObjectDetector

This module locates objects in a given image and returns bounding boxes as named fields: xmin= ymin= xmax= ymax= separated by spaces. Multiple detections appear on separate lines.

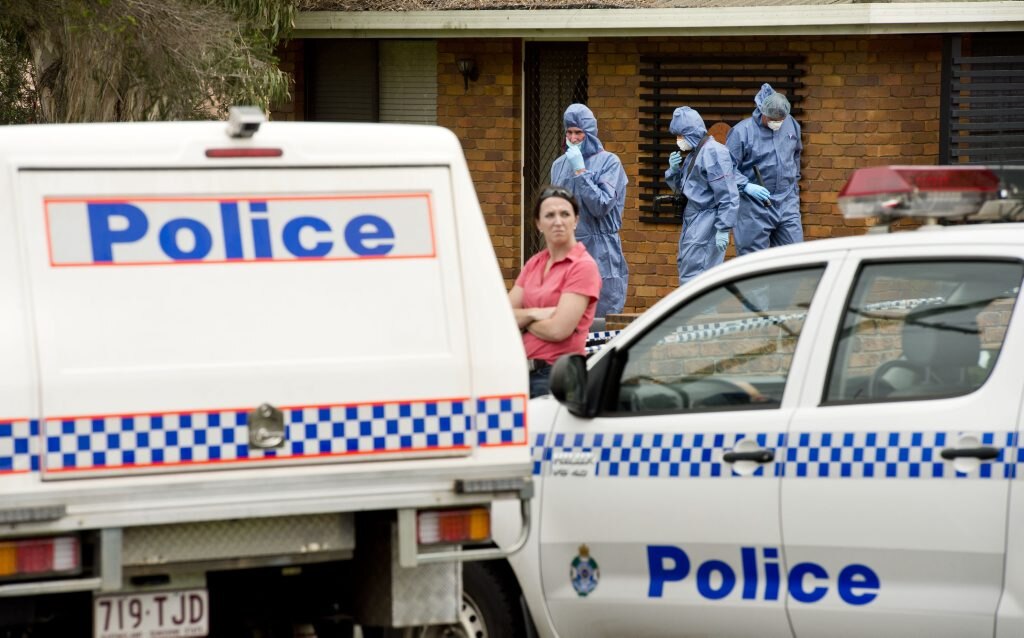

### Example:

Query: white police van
xmin=0 ymin=109 xmax=531 ymax=637
xmin=488 ymin=165 xmax=1024 ymax=637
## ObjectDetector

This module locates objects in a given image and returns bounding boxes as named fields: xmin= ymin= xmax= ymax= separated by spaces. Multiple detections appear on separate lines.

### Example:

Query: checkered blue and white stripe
xmin=658 ymin=314 xmax=806 ymax=345
xmin=477 ymin=396 xmax=527 ymax=446
xmin=785 ymin=431 xmax=1018 ymax=479
xmin=585 ymin=330 xmax=622 ymax=353
xmin=18 ymin=396 xmax=525 ymax=473
xmin=583 ymin=313 xmax=804 ymax=354
xmin=0 ymin=420 xmax=39 ymax=473
xmin=534 ymin=431 xmax=787 ymax=478
xmin=533 ymin=430 xmax=1020 ymax=480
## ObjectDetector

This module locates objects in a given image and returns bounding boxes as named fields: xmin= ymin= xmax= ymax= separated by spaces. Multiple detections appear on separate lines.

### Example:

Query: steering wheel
xmin=867 ymin=360 xmax=926 ymax=398
xmin=689 ymin=378 xmax=765 ymax=408
xmin=623 ymin=375 xmax=691 ymax=410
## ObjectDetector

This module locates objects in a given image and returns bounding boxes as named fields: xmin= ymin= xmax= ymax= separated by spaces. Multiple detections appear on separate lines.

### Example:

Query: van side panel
xmin=448 ymin=156 xmax=530 ymax=459
xmin=0 ymin=167 xmax=38 ymax=484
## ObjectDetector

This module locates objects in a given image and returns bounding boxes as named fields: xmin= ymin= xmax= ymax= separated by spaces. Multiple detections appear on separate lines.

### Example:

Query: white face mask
xmin=677 ymin=138 xmax=692 ymax=152
xmin=766 ymin=120 xmax=784 ymax=132
xmin=566 ymin=137 xmax=583 ymax=148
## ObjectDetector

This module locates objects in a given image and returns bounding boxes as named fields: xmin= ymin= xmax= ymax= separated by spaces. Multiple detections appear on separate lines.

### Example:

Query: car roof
xmin=730 ymin=222 xmax=1024 ymax=265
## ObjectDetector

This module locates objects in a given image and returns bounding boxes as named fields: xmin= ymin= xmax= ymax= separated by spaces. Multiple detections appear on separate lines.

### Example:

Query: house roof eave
xmin=294 ymin=1 xmax=1024 ymax=38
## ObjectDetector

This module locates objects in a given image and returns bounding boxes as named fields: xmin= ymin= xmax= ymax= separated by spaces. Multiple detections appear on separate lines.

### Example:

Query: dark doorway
xmin=523 ymin=42 xmax=588 ymax=262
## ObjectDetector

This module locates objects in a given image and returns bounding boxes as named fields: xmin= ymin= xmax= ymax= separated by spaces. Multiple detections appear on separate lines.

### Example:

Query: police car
xmin=483 ymin=165 xmax=1024 ymax=638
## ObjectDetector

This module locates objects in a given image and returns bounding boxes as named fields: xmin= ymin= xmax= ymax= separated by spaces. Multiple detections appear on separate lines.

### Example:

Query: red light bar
xmin=839 ymin=166 xmax=1000 ymax=198
xmin=838 ymin=166 xmax=999 ymax=220
xmin=205 ymin=148 xmax=283 ymax=158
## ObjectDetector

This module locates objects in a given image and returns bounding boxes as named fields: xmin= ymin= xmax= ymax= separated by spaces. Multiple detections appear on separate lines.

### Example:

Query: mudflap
xmin=353 ymin=513 xmax=459 ymax=629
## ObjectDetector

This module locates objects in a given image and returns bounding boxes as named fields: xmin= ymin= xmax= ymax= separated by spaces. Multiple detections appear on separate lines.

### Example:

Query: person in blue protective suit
xmin=665 ymin=106 xmax=739 ymax=286
xmin=550 ymin=104 xmax=628 ymax=317
xmin=726 ymin=83 xmax=803 ymax=256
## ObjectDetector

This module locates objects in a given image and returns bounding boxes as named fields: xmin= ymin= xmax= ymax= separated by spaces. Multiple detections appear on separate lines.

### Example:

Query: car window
xmin=825 ymin=260 xmax=1024 ymax=404
xmin=612 ymin=267 xmax=826 ymax=414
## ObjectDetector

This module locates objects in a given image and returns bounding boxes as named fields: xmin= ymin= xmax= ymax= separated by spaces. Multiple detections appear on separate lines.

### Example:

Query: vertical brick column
xmin=271 ymin=39 xmax=305 ymax=122
xmin=438 ymin=39 xmax=522 ymax=288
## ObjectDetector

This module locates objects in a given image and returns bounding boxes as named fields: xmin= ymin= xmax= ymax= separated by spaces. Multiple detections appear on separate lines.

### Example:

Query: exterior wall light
xmin=457 ymin=57 xmax=479 ymax=91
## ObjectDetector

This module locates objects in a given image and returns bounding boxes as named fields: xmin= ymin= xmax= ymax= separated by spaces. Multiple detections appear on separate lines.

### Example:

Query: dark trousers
xmin=529 ymin=367 xmax=552 ymax=398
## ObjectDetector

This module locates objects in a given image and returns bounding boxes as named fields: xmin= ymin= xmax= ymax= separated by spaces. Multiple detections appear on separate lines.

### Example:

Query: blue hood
xmin=668 ymin=107 xmax=707 ymax=148
xmin=563 ymin=103 xmax=605 ymax=158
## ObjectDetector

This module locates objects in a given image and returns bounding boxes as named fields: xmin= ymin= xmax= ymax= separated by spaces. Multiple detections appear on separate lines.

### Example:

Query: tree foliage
xmin=0 ymin=0 xmax=294 ymax=123
xmin=0 ymin=27 xmax=37 ymax=123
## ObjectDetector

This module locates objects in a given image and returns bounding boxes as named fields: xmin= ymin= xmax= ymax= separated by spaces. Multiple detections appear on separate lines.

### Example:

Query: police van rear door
xmin=785 ymin=244 xmax=1024 ymax=637
xmin=18 ymin=161 xmax=475 ymax=480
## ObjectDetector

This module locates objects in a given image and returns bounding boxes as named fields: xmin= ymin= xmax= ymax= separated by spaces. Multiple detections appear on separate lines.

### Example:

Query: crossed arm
xmin=509 ymin=286 xmax=591 ymax=343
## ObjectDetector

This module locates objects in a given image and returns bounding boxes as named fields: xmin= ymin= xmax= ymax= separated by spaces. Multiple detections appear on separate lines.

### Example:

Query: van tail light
xmin=417 ymin=508 xmax=491 ymax=545
xmin=0 ymin=536 xmax=81 ymax=581
xmin=838 ymin=165 xmax=1000 ymax=220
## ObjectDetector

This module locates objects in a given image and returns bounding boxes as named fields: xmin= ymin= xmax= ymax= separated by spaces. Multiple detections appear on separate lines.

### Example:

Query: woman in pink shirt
xmin=509 ymin=185 xmax=602 ymax=397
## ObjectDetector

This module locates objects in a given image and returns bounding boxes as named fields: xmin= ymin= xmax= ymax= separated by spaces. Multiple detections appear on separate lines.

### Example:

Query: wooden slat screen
xmin=638 ymin=55 xmax=805 ymax=224
xmin=943 ymin=34 xmax=1024 ymax=166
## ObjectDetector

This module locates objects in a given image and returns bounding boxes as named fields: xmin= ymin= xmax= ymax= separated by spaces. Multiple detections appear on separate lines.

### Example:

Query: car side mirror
xmin=549 ymin=354 xmax=588 ymax=417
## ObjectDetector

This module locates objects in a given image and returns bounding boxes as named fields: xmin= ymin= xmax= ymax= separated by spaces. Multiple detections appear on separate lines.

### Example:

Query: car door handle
xmin=940 ymin=446 xmax=1000 ymax=461
xmin=723 ymin=449 xmax=775 ymax=463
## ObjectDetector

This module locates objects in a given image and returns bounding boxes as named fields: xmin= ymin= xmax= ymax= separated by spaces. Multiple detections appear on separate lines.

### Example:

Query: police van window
xmin=613 ymin=267 xmax=825 ymax=414
xmin=824 ymin=261 xmax=1024 ymax=404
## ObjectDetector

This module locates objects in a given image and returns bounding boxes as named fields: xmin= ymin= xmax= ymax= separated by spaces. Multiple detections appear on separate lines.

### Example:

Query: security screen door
xmin=523 ymin=42 xmax=587 ymax=263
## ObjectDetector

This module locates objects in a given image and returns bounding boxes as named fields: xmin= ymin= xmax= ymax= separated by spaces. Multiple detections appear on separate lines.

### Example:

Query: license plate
xmin=94 ymin=589 xmax=209 ymax=638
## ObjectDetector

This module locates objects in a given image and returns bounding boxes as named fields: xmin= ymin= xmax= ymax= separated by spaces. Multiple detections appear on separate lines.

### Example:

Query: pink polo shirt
xmin=515 ymin=241 xmax=601 ymax=363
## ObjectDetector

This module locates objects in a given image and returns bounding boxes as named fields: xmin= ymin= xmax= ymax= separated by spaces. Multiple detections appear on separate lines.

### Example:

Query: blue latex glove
xmin=715 ymin=230 xmax=730 ymax=252
xmin=565 ymin=144 xmax=585 ymax=172
xmin=669 ymin=151 xmax=682 ymax=171
xmin=743 ymin=182 xmax=771 ymax=204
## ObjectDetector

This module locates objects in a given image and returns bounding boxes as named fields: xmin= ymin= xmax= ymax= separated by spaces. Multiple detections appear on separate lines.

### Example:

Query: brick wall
xmin=433 ymin=34 xmax=943 ymax=310
xmin=638 ymin=319 xmax=802 ymax=380
xmin=271 ymin=39 xmax=305 ymax=122
xmin=613 ymin=298 xmax=1010 ymax=409
xmin=273 ymin=33 xmax=946 ymax=312
xmin=847 ymin=300 xmax=1012 ymax=378
xmin=590 ymin=34 xmax=944 ymax=313
xmin=437 ymin=40 xmax=523 ymax=285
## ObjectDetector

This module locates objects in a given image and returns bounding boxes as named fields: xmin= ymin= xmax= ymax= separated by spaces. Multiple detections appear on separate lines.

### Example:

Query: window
xmin=306 ymin=40 xmax=437 ymax=124
xmin=612 ymin=267 xmax=825 ymax=414
xmin=825 ymin=261 xmax=1024 ymax=403
xmin=942 ymin=34 xmax=1024 ymax=166
xmin=636 ymin=54 xmax=806 ymax=224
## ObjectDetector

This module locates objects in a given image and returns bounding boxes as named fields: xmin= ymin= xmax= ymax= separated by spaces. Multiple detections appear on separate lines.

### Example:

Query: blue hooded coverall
xmin=550 ymin=104 xmax=629 ymax=317
xmin=725 ymin=83 xmax=803 ymax=256
xmin=665 ymin=107 xmax=739 ymax=286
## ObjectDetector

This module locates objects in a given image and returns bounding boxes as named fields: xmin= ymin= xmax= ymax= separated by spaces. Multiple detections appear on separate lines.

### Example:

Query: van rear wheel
xmin=364 ymin=561 xmax=524 ymax=638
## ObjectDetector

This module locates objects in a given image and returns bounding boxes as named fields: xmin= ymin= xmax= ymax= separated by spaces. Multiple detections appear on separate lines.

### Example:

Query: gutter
xmin=295 ymin=2 xmax=1024 ymax=38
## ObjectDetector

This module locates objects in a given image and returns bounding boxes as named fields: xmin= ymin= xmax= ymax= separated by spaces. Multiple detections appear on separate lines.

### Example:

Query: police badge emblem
xmin=570 ymin=544 xmax=600 ymax=597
